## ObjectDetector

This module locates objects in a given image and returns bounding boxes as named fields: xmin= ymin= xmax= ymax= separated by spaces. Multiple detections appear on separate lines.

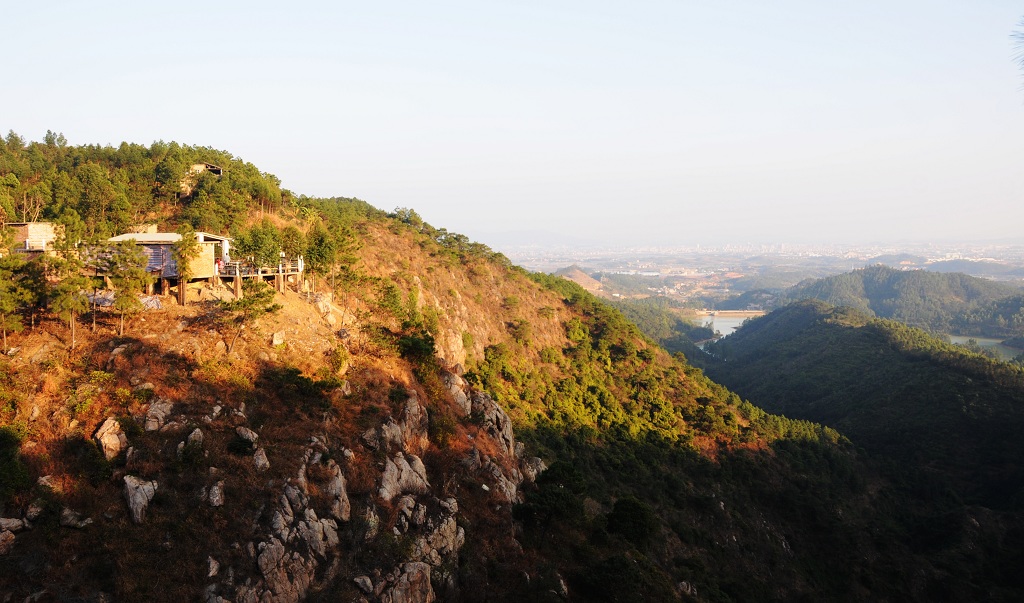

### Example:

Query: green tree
xmin=171 ymin=224 xmax=201 ymax=305
xmin=49 ymin=257 xmax=90 ymax=351
xmin=0 ymin=231 xmax=30 ymax=351
xmin=17 ymin=257 xmax=50 ymax=330
xmin=280 ymin=225 xmax=305 ymax=259
xmin=304 ymin=222 xmax=335 ymax=293
xmin=329 ymin=224 xmax=361 ymax=292
xmin=221 ymin=280 xmax=282 ymax=353
xmin=235 ymin=219 xmax=282 ymax=271
xmin=107 ymin=241 xmax=152 ymax=336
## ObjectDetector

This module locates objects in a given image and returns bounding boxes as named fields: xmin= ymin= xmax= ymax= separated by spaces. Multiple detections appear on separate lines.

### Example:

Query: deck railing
xmin=220 ymin=258 xmax=303 ymax=277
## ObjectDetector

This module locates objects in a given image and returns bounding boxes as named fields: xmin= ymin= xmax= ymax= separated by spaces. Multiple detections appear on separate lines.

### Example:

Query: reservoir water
xmin=692 ymin=312 xmax=764 ymax=338
xmin=698 ymin=315 xmax=1020 ymax=361
xmin=947 ymin=335 xmax=1021 ymax=362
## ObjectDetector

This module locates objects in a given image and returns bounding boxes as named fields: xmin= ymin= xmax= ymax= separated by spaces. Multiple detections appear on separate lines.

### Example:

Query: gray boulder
xmin=471 ymin=392 xmax=516 ymax=456
xmin=401 ymin=394 xmax=429 ymax=454
xmin=325 ymin=460 xmax=350 ymax=521
xmin=59 ymin=507 xmax=92 ymax=529
xmin=354 ymin=575 xmax=374 ymax=594
xmin=254 ymin=447 xmax=270 ymax=472
xmin=124 ymin=475 xmax=158 ymax=524
xmin=0 ymin=517 xmax=27 ymax=532
xmin=94 ymin=417 xmax=128 ymax=461
xmin=378 ymin=453 xmax=430 ymax=502
xmin=145 ymin=400 xmax=174 ymax=431
xmin=235 ymin=426 xmax=259 ymax=444
xmin=443 ymin=371 xmax=471 ymax=416
xmin=380 ymin=562 xmax=435 ymax=603
xmin=209 ymin=481 xmax=225 ymax=507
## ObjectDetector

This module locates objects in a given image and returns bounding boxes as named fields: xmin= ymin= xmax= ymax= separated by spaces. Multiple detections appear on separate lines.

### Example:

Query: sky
xmin=4 ymin=1 xmax=1024 ymax=248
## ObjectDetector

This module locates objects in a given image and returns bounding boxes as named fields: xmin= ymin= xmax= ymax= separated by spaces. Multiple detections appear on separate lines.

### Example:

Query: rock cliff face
xmin=192 ymin=367 xmax=537 ymax=603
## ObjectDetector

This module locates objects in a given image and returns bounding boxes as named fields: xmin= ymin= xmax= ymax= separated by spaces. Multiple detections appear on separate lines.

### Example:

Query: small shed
xmin=180 ymin=163 xmax=224 ymax=195
xmin=4 ymin=222 xmax=63 ymax=254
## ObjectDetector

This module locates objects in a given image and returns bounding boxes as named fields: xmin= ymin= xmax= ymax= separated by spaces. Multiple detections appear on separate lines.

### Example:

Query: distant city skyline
xmin=4 ymin=1 xmax=1024 ymax=247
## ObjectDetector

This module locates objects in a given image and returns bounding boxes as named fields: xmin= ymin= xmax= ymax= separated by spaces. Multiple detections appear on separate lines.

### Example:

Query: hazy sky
xmin=5 ymin=1 xmax=1024 ymax=248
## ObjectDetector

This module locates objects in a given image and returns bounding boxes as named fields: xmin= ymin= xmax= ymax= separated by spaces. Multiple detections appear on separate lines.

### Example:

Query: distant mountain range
xmin=725 ymin=265 xmax=1024 ymax=337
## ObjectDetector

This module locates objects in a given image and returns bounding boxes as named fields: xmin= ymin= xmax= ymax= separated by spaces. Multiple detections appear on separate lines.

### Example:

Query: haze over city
xmin=4 ymin=1 xmax=1024 ymax=248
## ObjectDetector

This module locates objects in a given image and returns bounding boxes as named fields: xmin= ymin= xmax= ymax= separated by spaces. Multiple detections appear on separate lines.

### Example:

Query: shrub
xmin=429 ymin=411 xmax=457 ymax=449
xmin=606 ymin=496 xmax=658 ymax=547
xmin=388 ymin=384 xmax=408 ymax=403
xmin=326 ymin=346 xmax=350 ymax=373
xmin=509 ymin=319 xmax=533 ymax=346
xmin=0 ymin=426 xmax=29 ymax=504
xmin=398 ymin=332 xmax=435 ymax=363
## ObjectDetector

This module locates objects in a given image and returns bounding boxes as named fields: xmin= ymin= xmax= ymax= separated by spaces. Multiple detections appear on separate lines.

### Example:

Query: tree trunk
xmin=70 ymin=313 xmax=76 ymax=351
xmin=229 ymin=321 xmax=244 ymax=354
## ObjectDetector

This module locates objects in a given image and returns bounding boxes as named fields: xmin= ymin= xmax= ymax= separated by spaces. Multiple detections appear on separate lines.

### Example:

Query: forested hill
xmin=706 ymin=300 xmax=1024 ymax=514
xmin=0 ymin=131 xmax=296 ymax=238
xmin=776 ymin=264 xmax=1021 ymax=336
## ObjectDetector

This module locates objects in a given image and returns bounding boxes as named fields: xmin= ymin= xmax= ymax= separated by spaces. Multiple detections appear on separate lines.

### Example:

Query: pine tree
xmin=221 ymin=280 xmax=281 ymax=353
xmin=107 ymin=241 xmax=152 ymax=336
xmin=49 ymin=256 xmax=90 ymax=351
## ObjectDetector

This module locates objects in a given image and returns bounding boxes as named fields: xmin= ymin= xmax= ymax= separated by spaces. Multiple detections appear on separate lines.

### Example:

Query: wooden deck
xmin=219 ymin=259 xmax=303 ymax=277
xmin=211 ymin=259 xmax=303 ymax=301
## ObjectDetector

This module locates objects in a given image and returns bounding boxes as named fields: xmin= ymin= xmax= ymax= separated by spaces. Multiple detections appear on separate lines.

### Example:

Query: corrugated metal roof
xmin=109 ymin=231 xmax=232 ymax=244
xmin=109 ymin=233 xmax=182 ymax=244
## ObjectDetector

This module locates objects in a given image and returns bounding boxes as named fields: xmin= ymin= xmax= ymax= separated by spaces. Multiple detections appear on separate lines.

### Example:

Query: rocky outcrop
xmin=145 ymin=400 xmax=174 ymax=431
xmin=325 ymin=460 xmax=350 ymax=521
xmin=379 ymin=453 xmax=430 ymax=502
xmin=400 ymin=393 xmax=429 ymax=454
xmin=208 ymin=481 xmax=225 ymax=507
xmin=235 ymin=426 xmax=258 ymax=444
xmin=94 ymin=417 xmax=128 ymax=461
xmin=471 ymin=392 xmax=516 ymax=457
xmin=124 ymin=475 xmax=157 ymax=524
xmin=59 ymin=508 xmax=92 ymax=529
xmin=0 ymin=517 xmax=28 ymax=532
xmin=246 ymin=537 xmax=315 ymax=603
xmin=253 ymin=447 xmax=270 ymax=472
xmin=410 ymin=516 xmax=465 ymax=566
xmin=228 ymin=436 xmax=350 ymax=603
xmin=522 ymin=455 xmax=547 ymax=483
xmin=380 ymin=562 xmax=435 ymax=603
xmin=0 ymin=530 xmax=14 ymax=555
xmin=443 ymin=371 xmax=472 ymax=416
xmin=368 ymin=393 xmax=430 ymax=455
